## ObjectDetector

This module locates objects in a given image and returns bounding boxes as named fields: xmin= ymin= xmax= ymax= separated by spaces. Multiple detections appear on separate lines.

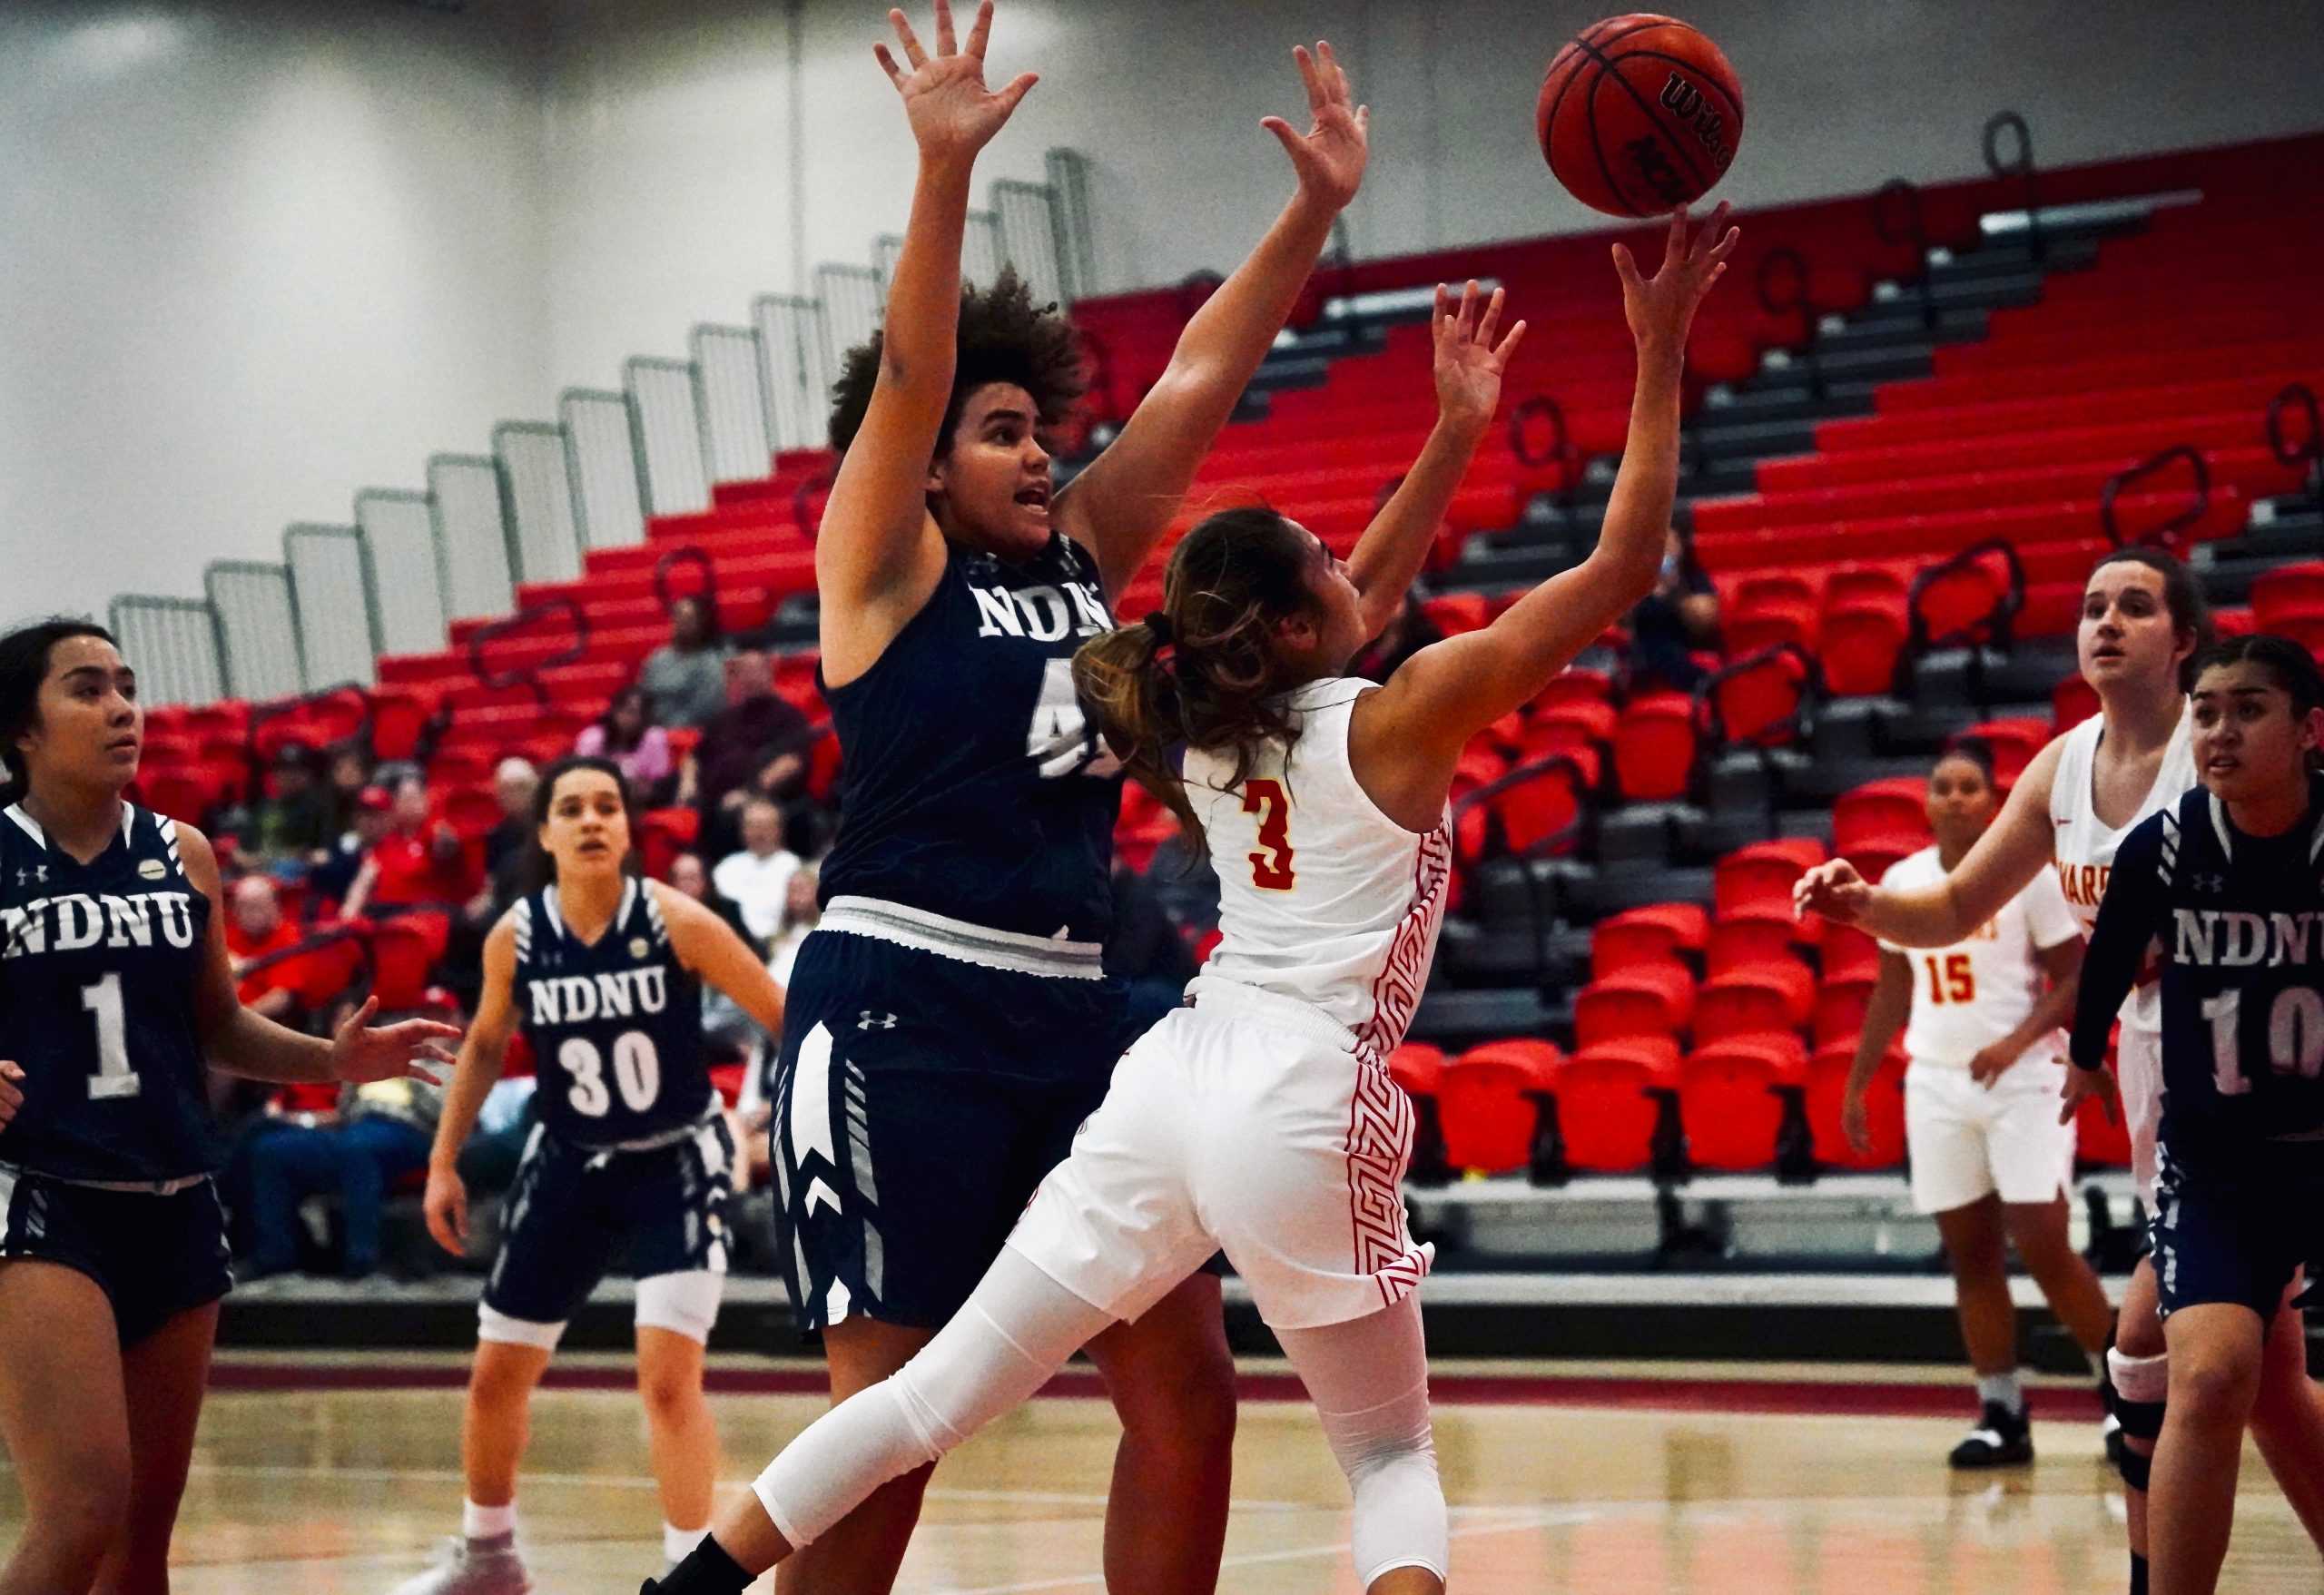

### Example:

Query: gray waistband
xmin=1 ymin=1164 xmax=210 ymax=1196
xmin=819 ymin=895 xmax=1106 ymax=980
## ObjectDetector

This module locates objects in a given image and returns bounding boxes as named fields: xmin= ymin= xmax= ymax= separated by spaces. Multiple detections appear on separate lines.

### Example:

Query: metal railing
xmin=284 ymin=524 xmax=379 ymax=689
xmin=994 ymin=178 xmax=1068 ymax=305
xmin=428 ymin=453 xmax=518 ymax=623
xmin=203 ymin=560 xmax=304 ymax=700
xmin=754 ymin=293 xmax=834 ymax=455
xmin=493 ymin=421 xmax=584 ymax=587
xmin=1983 ymin=111 xmax=2043 ymax=263
xmin=1047 ymin=148 xmax=1098 ymax=302
xmin=693 ymin=324 xmax=773 ymax=485
xmin=354 ymin=488 xmax=448 ymax=657
xmin=626 ymin=357 xmax=712 ymax=517
xmin=1756 ymin=244 xmax=1825 ymax=399
xmin=1871 ymin=178 xmax=1936 ymax=330
xmin=561 ymin=388 xmax=647 ymax=551
xmin=106 ymin=595 xmax=226 ymax=707
xmin=814 ymin=263 xmax=885 ymax=374
xmin=2101 ymin=445 xmax=2211 ymax=553
xmin=468 ymin=597 xmax=590 ymax=711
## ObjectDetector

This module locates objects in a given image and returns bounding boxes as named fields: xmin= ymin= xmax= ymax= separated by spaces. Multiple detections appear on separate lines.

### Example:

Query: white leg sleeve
xmin=752 ymin=1248 xmax=1112 ymax=1549
xmin=1275 ymin=1295 xmax=1446 ymax=1590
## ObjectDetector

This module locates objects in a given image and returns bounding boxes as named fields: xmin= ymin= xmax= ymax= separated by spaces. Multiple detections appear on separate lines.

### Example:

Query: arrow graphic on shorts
xmin=805 ymin=1177 xmax=843 ymax=1218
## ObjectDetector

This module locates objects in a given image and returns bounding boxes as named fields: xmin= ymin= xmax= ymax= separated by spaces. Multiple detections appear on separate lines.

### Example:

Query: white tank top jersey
xmin=1182 ymin=678 xmax=1453 ymax=1066
xmin=1876 ymin=846 xmax=2082 ymax=1069
xmin=2048 ymin=704 xmax=2197 ymax=1032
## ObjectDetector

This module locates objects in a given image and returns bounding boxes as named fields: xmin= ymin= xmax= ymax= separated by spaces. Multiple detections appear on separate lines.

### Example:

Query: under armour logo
xmin=858 ymin=1010 xmax=897 ymax=1031
xmin=15 ymin=865 xmax=44 ymax=886
xmin=2195 ymin=872 xmax=2226 ymax=893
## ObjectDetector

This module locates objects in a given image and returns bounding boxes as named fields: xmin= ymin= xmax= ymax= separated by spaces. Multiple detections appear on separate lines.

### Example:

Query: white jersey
xmin=2048 ymin=704 xmax=2197 ymax=1033
xmin=1183 ymin=678 xmax=1452 ymax=1065
xmin=1877 ymin=846 xmax=2081 ymax=1069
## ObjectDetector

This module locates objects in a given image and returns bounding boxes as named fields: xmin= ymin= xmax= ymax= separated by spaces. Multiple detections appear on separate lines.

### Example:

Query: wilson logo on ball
xmin=1658 ymin=73 xmax=1734 ymax=169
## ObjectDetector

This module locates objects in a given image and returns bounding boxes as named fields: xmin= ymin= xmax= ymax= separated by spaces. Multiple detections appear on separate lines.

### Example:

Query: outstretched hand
xmin=875 ymin=0 xmax=1039 ymax=165
xmin=1432 ymin=281 xmax=1527 ymax=433
xmin=2060 ymin=1060 xmax=2118 ymax=1127
xmin=1793 ymin=858 xmax=1872 ymax=927
xmin=328 ymin=997 xmax=458 ymax=1087
xmin=1262 ymin=41 xmax=1368 ymax=212
xmin=1612 ymin=202 xmax=1739 ymax=354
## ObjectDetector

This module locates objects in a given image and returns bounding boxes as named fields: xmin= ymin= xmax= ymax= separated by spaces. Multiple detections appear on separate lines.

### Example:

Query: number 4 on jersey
xmin=1244 ymin=779 xmax=1295 ymax=890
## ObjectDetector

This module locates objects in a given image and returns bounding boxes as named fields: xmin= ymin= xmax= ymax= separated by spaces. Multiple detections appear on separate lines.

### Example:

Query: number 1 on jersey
xmin=81 ymin=974 xmax=141 ymax=1099
xmin=1243 ymin=778 xmax=1295 ymax=891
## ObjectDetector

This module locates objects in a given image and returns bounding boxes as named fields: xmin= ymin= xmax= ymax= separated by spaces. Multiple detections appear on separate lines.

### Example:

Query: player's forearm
xmin=1596 ymin=340 xmax=1686 ymax=597
xmin=1994 ymin=970 xmax=2079 ymax=1066
xmin=2070 ymin=923 xmax=2143 ymax=1072
xmin=879 ymin=154 xmax=977 ymax=399
xmin=1348 ymin=414 xmax=1490 ymax=631
xmin=209 ymin=1008 xmax=335 ymax=1084
xmin=1856 ymin=880 xmax=1980 ymax=950
xmin=1848 ymin=973 xmax=1911 ymax=1082
xmin=1163 ymin=189 xmax=1338 ymax=410
xmin=428 ymin=1039 xmax=506 ymax=1170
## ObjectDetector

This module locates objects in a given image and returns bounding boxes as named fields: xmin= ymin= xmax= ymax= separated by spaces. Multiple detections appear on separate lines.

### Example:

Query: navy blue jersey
xmin=817 ymin=533 xmax=1122 ymax=942
xmin=2072 ymin=780 xmax=2324 ymax=1161
xmin=0 ymin=802 xmax=219 ymax=1182
xmin=510 ymin=878 xmax=712 ymax=1148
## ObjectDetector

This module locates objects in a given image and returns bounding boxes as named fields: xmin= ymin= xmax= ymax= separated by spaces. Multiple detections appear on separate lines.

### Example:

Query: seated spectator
xmin=480 ymin=757 xmax=539 ymax=881
xmin=324 ymin=742 xmax=376 ymax=834
xmin=310 ymin=784 xmax=392 ymax=909
xmin=637 ymin=596 xmax=730 ymax=731
xmin=248 ymin=742 xmax=335 ymax=879
xmin=575 ymin=686 xmax=675 ymax=803
xmin=713 ymin=797 xmax=802 ymax=945
xmin=672 ymin=851 xmax=770 ymax=1072
xmin=766 ymin=862 xmax=820 ymax=989
xmin=1627 ymin=526 xmax=1720 ymax=692
xmin=670 ymin=850 xmax=756 ymax=952
xmin=342 ymin=775 xmax=482 ymax=923
xmin=241 ymin=1067 xmax=443 ymax=1279
xmin=693 ymin=650 xmax=817 ymax=829
xmin=1107 ymin=859 xmax=1199 ymax=1037
xmin=225 ymin=876 xmax=305 ymax=1024
xmin=1348 ymin=591 xmax=1444 ymax=684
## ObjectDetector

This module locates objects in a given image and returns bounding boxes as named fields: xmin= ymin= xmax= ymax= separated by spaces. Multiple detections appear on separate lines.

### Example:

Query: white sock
xmin=1975 ymin=1371 xmax=2024 ymax=1416
xmin=663 ymin=1521 xmax=706 ymax=1564
xmin=463 ymin=1499 xmax=517 ymax=1541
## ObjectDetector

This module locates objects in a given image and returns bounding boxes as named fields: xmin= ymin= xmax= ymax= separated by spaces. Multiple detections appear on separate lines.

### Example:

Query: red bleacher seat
xmin=1612 ymin=693 xmax=1697 ymax=802
xmin=1813 ymin=971 xmax=1881 ymax=1048
xmin=1534 ymin=669 xmax=1612 ymax=712
xmin=1704 ymin=908 xmax=1800 ymax=978
xmin=1421 ymin=592 xmax=1490 ymax=636
xmin=2252 ymin=562 xmax=2324 ymax=629
xmin=1387 ymin=1042 xmax=1445 ymax=1105
xmin=438 ymin=787 xmax=505 ymax=842
xmin=1573 ymin=962 xmax=1696 ymax=1048
xmin=1806 ymin=1040 xmax=1906 ymax=1169
xmin=1713 ymin=839 xmax=1825 ymax=921
xmin=1820 ymin=924 xmax=1882 ymax=982
xmin=1723 ymin=602 xmax=1818 ymax=657
xmin=1680 ymin=1032 xmax=1807 ymax=1171
xmin=1954 ymin=717 xmax=2047 ymax=783
xmin=369 ymin=688 xmax=433 ymax=762
xmin=1695 ymin=960 xmax=1815 ymax=1040
xmin=1590 ymin=903 xmax=1709 ymax=979
xmin=2053 ymin=674 xmax=2100 ymax=734
xmin=1707 ymin=646 xmax=1814 ymax=746
xmin=1521 ymin=699 xmax=1617 ymax=757
xmin=1555 ymin=1038 xmax=1679 ymax=1174
xmin=1490 ymin=751 xmax=1598 ymax=856
xmin=367 ymin=918 xmax=442 ymax=1009
xmin=1439 ymin=1039 xmax=1561 ymax=1175
xmin=1833 ymin=778 xmax=1929 ymax=853
xmin=638 ymin=807 xmax=703 ymax=881
xmin=1839 ymin=832 xmax=1924 ymax=889
xmin=2075 ymin=1069 xmax=2134 ymax=1169
xmin=1818 ymin=599 xmax=1909 ymax=696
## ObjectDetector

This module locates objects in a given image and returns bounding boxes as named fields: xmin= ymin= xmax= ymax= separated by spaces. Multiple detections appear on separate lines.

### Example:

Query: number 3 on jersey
xmin=1243 ymin=778 xmax=1295 ymax=891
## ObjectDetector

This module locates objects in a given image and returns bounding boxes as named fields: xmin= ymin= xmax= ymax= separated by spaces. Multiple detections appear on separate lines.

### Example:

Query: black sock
xmin=649 ymin=1533 xmax=753 ymax=1595
xmin=2129 ymin=1551 xmax=2149 ymax=1595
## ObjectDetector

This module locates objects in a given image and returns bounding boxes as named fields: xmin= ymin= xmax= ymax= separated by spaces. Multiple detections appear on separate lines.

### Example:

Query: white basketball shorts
xmin=2115 ymin=1021 xmax=2164 ymax=1208
xmin=1006 ymin=980 xmax=1434 ymax=1332
xmin=1905 ymin=1057 xmax=2077 ymax=1215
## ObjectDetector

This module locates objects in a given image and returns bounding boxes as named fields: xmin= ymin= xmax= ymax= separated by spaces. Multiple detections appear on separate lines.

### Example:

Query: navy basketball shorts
xmin=480 ymin=1116 xmax=736 ymax=1349
xmin=770 ymin=926 xmax=1136 ymax=1334
xmin=0 ymin=1167 xmax=232 ymax=1346
xmin=2148 ymin=1137 xmax=2324 ymax=1320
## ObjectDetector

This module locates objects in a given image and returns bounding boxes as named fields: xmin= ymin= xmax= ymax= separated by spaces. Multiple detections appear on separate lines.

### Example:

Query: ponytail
xmin=1073 ymin=507 xmax=1323 ymax=860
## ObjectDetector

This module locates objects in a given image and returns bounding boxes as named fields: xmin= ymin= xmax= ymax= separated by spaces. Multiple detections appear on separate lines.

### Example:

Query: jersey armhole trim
xmin=1321 ymin=682 xmax=1441 ymax=841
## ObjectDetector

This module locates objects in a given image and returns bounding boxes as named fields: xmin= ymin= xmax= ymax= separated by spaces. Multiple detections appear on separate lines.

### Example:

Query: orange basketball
xmin=1538 ymin=14 xmax=1744 ymax=218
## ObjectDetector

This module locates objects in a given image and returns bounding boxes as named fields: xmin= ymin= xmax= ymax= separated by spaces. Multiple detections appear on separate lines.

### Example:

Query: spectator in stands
xmin=324 ymin=742 xmax=376 ymax=834
xmin=480 ymin=757 xmax=539 ymax=880
xmin=310 ymin=784 xmax=393 ymax=910
xmin=249 ymin=741 xmax=335 ymax=879
xmin=341 ymin=775 xmax=483 ymax=921
xmin=713 ymin=797 xmax=803 ymax=946
xmin=1626 ymin=525 xmax=1719 ymax=691
xmin=671 ymin=850 xmax=769 ymax=1072
xmin=241 ymin=1067 xmax=443 ymax=1280
xmin=575 ymin=685 xmax=675 ymax=803
xmin=1105 ymin=859 xmax=1198 ymax=1035
xmin=637 ymin=595 xmax=730 ymax=730
xmin=1348 ymin=591 xmax=1444 ymax=684
xmin=766 ymin=862 xmax=820 ymax=989
xmin=692 ymin=648 xmax=819 ymax=852
xmin=225 ymin=875 xmax=305 ymax=1024
xmin=670 ymin=850 xmax=757 ymax=953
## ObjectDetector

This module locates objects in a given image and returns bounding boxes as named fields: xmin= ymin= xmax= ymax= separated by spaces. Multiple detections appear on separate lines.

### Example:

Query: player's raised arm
xmin=1056 ymin=41 xmax=1368 ymax=596
xmin=819 ymin=0 xmax=1039 ymax=681
xmin=1355 ymin=204 xmax=1736 ymax=779
xmin=1797 ymin=738 xmax=2067 ymax=947
xmin=1337 ymin=281 xmax=1525 ymax=636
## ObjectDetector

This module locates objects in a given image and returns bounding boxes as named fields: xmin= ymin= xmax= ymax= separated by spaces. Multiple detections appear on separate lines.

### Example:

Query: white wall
xmin=0 ymin=0 xmax=549 ymax=625
xmin=10 ymin=0 xmax=2320 ymax=621
xmin=536 ymin=0 xmax=2324 ymax=385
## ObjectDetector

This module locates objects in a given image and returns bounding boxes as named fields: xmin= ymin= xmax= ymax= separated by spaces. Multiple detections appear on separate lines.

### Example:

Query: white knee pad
xmin=1322 ymin=1378 xmax=1447 ymax=1587
xmin=752 ymin=1250 xmax=1109 ymax=1550
xmin=2110 ymin=1346 xmax=2171 ymax=1407
xmin=635 ymin=1269 xmax=724 ymax=1344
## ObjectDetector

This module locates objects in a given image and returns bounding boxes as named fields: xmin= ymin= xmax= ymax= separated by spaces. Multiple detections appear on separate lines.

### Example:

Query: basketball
xmin=1538 ymin=14 xmax=1745 ymax=217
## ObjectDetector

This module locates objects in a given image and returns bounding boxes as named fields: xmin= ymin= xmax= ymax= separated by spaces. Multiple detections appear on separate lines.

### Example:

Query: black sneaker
xmin=1948 ymin=1400 xmax=2034 ymax=1468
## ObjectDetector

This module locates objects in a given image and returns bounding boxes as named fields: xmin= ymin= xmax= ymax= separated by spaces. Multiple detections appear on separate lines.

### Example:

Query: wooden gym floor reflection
xmin=0 ymin=1355 xmax=2313 ymax=1592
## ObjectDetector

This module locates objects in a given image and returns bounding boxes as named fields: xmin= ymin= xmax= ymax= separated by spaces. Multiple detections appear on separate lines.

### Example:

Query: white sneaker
xmin=387 ymin=1533 xmax=534 ymax=1595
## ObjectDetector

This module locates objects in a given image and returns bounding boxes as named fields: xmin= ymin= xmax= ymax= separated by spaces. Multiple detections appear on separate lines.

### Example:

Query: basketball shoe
xmin=1948 ymin=1400 xmax=2034 ymax=1468
xmin=387 ymin=1531 xmax=533 ymax=1594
